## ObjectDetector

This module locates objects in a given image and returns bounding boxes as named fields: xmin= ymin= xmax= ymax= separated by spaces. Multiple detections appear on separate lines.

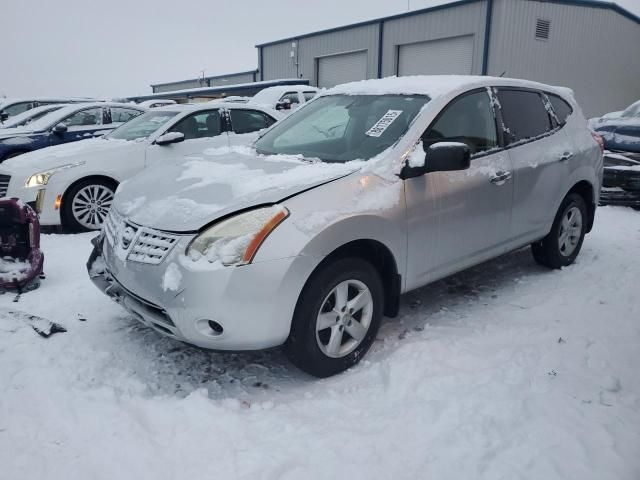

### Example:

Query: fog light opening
xmin=207 ymin=320 xmax=224 ymax=336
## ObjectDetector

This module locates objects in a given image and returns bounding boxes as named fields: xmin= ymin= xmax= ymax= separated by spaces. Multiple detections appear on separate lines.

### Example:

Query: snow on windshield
xmin=255 ymin=94 xmax=428 ymax=162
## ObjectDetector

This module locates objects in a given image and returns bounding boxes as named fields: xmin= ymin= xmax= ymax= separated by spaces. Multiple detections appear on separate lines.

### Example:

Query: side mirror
xmin=400 ymin=142 xmax=471 ymax=179
xmin=53 ymin=123 xmax=68 ymax=134
xmin=155 ymin=132 xmax=185 ymax=146
xmin=276 ymin=99 xmax=292 ymax=111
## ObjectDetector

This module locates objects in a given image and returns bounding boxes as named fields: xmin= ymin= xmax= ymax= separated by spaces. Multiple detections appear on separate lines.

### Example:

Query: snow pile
xmin=0 ymin=257 xmax=30 ymax=282
xmin=161 ymin=263 xmax=182 ymax=292
xmin=0 ymin=208 xmax=639 ymax=479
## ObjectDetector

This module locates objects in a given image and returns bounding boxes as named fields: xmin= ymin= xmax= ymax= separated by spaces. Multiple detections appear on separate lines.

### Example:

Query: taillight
xmin=591 ymin=131 xmax=604 ymax=153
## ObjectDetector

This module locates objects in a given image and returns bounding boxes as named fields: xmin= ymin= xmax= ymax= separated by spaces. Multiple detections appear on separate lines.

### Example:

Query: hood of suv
xmin=113 ymin=147 xmax=362 ymax=232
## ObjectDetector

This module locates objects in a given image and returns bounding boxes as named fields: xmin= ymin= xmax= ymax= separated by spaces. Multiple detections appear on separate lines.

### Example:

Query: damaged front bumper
xmin=86 ymin=233 xmax=318 ymax=351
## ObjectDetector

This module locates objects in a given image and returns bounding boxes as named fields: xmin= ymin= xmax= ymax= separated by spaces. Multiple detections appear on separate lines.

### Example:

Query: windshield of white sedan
xmin=106 ymin=111 xmax=178 ymax=141
xmin=255 ymin=94 xmax=429 ymax=162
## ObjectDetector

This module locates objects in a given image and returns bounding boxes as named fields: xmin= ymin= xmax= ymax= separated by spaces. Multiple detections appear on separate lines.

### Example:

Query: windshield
xmin=106 ymin=111 xmax=178 ymax=141
xmin=255 ymin=94 xmax=429 ymax=162
xmin=622 ymin=102 xmax=640 ymax=118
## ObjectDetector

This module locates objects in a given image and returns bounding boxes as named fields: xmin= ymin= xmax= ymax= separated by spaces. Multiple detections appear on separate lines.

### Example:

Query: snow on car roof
xmin=323 ymin=75 xmax=573 ymax=100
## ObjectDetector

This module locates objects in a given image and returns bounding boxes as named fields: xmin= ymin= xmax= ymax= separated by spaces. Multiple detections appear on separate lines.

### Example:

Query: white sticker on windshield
xmin=365 ymin=110 xmax=403 ymax=137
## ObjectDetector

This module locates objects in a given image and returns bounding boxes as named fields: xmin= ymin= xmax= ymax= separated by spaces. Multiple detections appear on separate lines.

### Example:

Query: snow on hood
xmin=0 ymin=126 xmax=36 ymax=138
xmin=114 ymin=146 xmax=363 ymax=232
xmin=0 ymin=138 xmax=131 ymax=173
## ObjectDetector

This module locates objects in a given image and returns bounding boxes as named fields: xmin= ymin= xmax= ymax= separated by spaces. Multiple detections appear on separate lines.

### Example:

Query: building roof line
xmin=130 ymin=78 xmax=309 ymax=101
xmin=150 ymin=69 xmax=259 ymax=88
xmin=255 ymin=0 xmax=639 ymax=48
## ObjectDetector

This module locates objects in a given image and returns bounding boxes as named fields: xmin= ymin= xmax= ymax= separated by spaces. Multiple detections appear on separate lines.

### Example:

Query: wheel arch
xmin=567 ymin=180 xmax=596 ymax=233
xmin=304 ymin=238 xmax=401 ymax=318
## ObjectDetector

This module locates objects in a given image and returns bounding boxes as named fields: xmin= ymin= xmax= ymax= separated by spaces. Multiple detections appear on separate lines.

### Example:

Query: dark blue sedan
xmin=0 ymin=102 xmax=145 ymax=161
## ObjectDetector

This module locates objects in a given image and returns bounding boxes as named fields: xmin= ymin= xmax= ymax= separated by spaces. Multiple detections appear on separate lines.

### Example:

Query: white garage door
xmin=397 ymin=35 xmax=474 ymax=76
xmin=317 ymin=51 xmax=367 ymax=88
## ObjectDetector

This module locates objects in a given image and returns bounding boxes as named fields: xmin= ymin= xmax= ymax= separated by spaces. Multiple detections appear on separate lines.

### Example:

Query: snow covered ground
xmin=1 ymin=206 xmax=639 ymax=480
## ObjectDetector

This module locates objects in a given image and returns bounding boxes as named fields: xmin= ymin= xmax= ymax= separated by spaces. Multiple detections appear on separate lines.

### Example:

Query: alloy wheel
xmin=558 ymin=206 xmax=583 ymax=257
xmin=71 ymin=184 xmax=114 ymax=230
xmin=315 ymin=279 xmax=374 ymax=358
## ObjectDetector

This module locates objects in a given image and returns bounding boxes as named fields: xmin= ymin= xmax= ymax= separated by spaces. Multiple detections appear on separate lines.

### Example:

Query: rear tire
xmin=285 ymin=257 xmax=384 ymax=378
xmin=62 ymin=178 xmax=116 ymax=232
xmin=531 ymin=193 xmax=588 ymax=269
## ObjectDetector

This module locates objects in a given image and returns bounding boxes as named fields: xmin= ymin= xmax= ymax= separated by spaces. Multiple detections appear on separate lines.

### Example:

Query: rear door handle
xmin=560 ymin=151 xmax=574 ymax=162
xmin=490 ymin=171 xmax=512 ymax=185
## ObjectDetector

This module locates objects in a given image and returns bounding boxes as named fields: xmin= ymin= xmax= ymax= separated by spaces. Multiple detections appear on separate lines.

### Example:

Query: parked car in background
xmin=0 ymin=102 xmax=283 ymax=231
xmin=600 ymin=151 xmax=640 ymax=208
xmin=589 ymin=99 xmax=640 ymax=129
xmin=593 ymin=115 xmax=640 ymax=153
xmin=87 ymin=75 xmax=602 ymax=377
xmin=0 ymin=104 xmax=68 ymax=129
xmin=138 ymin=99 xmax=177 ymax=109
xmin=251 ymin=85 xmax=319 ymax=112
xmin=0 ymin=102 xmax=146 ymax=161
xmin=0 ymin=97 xmax=95 ymax=123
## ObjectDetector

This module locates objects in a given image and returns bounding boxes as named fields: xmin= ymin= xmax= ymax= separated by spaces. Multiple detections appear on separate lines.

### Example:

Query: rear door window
xmin=547 ymin=94 xmax=573 ymax=125
xmin=496 ymin=89 xmax=552 ymax=144
xmin=229 ymin=109 xmax=276 ymax=134
xmin=303 ymin=91 xmax=317 ymax=102
xmin=422 ymin=90 xmax=498 ymax=155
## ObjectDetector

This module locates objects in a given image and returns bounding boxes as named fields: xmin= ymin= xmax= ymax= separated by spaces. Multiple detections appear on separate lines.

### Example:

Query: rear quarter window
xmin=547 ymin=94 xmax=573 ymax=125
xmin=497 ymin=89 xmax=553 ymax=144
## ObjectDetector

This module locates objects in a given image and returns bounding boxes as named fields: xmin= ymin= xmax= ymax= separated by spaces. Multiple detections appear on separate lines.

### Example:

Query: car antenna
xmin=499 ymin=71 xmax=507 ymax=77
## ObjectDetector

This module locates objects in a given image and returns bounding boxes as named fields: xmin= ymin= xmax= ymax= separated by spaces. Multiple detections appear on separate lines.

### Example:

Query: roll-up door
xmin=317 ymin=51 xmax=367 ymax=88
xmin=397 ymin=35 xmax=474 ymax=76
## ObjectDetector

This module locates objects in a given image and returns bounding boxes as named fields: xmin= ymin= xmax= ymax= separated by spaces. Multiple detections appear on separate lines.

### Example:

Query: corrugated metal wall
xmin=261 ymin=23 xmax=380 ymax=84
xmin=489 ymin=0 xmax=640 ymax=117
xmin=381 ymin=1 xmax=488 ymax=76
xmin=209 ymin=72 xmax=255 ymax=87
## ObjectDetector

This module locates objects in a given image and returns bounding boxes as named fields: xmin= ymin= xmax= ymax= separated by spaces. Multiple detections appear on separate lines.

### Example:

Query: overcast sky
xmin=2 ymin=0 xmax=638 ymax=99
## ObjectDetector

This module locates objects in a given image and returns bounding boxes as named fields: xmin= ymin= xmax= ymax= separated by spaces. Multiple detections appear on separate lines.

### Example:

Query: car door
xmin=227 ymin=108 xmax=278 ymax=146
xmin=495 ymin=88 xmax=572 ymax=244
xmin=404 ymin=88 xmax=514 ymax=290
xmin=51 ymin=107 xmax=108 ymax=145
xmin=145 ymin=109 xmax=230 ymax=164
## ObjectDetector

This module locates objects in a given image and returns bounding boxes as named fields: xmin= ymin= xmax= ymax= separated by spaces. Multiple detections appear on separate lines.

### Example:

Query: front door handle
xmin=560 ymin=151 xmax=574 ymax=162
xmin=490 ymin=171 xmax=512 ymax=185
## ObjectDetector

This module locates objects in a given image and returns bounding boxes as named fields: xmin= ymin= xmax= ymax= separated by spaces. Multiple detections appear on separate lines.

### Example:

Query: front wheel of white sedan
xmin=62 ymin=178 xmax=116 ymax=232
xmin=285 ymin=257 xmax=384 ymax=378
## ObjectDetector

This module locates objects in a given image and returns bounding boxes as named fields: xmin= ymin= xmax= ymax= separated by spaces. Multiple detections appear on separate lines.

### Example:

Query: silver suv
xmin=88 ymin=76 xmax=603 ymax=377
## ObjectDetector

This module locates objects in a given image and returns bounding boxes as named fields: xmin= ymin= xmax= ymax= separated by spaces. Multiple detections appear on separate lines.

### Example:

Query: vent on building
xmin=535 ymin=19 xmax=551 ymax=40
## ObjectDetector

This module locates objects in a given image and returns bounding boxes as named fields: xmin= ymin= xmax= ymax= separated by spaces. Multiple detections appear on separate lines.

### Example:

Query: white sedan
xmin=0 ymin=102 xmax=283 ymax=231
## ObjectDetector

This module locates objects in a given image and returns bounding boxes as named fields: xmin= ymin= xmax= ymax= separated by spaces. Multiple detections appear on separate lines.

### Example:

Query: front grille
xmin=103 ymin=209 xmax=180 ymax=265
xmin=0 ymin=174 xmax=11 ymax=198
xmin=128 ymin=230 xmax=178 ymax=264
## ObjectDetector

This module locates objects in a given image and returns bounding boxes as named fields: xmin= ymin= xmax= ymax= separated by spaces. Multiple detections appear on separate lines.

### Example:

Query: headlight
xmin=186 ymin=205 xmax=289 ymax=266
xmin=25 ymin=162 xmax=85 ymax=187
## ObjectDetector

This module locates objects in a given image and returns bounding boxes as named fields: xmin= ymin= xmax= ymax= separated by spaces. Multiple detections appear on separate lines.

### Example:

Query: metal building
xmin=257 ymin=0 xmax=640 ymax=116
xmin=151 ymin=70 xmax=258 ymax=94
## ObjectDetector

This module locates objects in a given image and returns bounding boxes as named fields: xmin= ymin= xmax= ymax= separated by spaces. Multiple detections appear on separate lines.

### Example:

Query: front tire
xmin=62 ymin=178 xmax=116 ymax=232
xmin=285 ymin=257 xmax=384 ymax=378
xmin=531 ymin=193 xmax=588 ymax=269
